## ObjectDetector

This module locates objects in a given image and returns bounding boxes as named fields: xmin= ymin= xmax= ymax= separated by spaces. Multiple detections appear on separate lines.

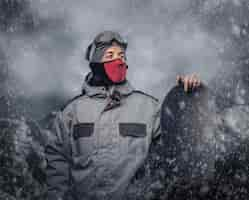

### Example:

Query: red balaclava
xmin=103 ymin=58 xmax=127 ymax=83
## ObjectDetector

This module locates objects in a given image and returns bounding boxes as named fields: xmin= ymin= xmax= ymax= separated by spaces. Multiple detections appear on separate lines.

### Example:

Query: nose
xmin=114 ymin=54 xmax=122 ymax=60
xmin=113 ymin=53 xmax=125 ymax=62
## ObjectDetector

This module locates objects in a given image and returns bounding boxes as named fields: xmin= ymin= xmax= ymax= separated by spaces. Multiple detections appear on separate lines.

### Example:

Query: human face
xmin=101 ymin=43 xmax=126 ymax=63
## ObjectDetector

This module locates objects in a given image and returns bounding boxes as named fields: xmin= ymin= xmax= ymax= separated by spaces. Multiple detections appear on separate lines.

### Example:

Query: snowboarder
xmin=45 ymin=31 xmax=201 ymax=200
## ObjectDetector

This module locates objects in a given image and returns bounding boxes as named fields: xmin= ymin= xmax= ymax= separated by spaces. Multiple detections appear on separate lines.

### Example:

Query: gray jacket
xmin=45 ymin=79 xmax=160 ymax=200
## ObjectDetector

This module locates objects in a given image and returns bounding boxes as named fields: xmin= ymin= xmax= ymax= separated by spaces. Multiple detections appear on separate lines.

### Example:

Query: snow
xmin=1 ymin=0 xmax=249 ymax=199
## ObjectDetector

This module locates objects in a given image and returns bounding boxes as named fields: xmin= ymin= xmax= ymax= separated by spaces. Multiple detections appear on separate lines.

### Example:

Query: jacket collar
xmin=82 ymin=73 xmax=134 ymax=98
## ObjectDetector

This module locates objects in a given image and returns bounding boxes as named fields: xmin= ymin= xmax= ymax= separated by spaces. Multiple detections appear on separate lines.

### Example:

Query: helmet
xmin=85 ymin=31 xmax=128 ymax=63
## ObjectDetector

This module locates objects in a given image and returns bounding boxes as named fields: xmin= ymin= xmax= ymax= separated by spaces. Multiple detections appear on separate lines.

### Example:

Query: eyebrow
xmin=105 ymin=51 xmax=114 ymax=54
xmin=105 ymin=49 xmax=125 ymax=55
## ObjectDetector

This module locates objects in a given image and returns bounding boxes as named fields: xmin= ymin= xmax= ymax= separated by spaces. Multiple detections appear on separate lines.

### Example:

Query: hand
xmin=176 ymin=74 xmax=201 ymax=92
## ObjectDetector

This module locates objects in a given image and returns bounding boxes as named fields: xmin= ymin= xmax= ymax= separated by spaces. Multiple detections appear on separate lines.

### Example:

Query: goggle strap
xmin=85 ymin=43 xmax=97 ymax=61
xmin=85 ymin=43 xmax=92 ymax=61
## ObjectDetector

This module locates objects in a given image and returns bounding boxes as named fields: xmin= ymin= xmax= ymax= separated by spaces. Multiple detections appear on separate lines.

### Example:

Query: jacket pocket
xmin=72 ymin=123 xmax=95 ymax=160
xmin=119 ymin=123 xmax=147 ymax=137
xmin=73 ymin=123 xmax=94 ymax=139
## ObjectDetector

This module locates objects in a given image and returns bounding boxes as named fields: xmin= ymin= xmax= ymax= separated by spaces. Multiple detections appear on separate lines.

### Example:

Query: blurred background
xmin=1 ymin=0 xmax=249 ymax=199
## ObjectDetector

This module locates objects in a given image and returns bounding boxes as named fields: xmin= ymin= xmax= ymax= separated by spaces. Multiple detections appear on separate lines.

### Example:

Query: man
xmin=45 ymin=31 xmax=201 ymax=200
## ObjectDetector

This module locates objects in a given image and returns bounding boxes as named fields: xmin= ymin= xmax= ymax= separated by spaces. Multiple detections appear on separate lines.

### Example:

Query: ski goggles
xmin=93 ymin=31 xmax=128 ymax=49
xmin=85 ymin=31 xmax=128 ymax=61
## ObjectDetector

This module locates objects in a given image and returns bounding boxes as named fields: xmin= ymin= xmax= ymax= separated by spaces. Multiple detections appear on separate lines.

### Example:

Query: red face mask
xmin=103 ymin=59 xmax=128 ymax=83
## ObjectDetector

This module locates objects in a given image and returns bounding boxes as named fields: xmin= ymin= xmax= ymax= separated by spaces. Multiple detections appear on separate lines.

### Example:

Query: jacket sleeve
xmin=151 ymin=102 xmax=161 ymax=140
xmin=45 ymin=111 xmax=72 ymax=200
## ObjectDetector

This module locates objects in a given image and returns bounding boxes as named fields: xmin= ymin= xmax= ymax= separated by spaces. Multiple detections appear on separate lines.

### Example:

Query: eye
xmin=119 ymin=52 xmax=125 ymax=59
xmin=106 ymin=55 xmax=113 ymax=59
xmin=105 ymin=53 xmax=113 ymax=59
